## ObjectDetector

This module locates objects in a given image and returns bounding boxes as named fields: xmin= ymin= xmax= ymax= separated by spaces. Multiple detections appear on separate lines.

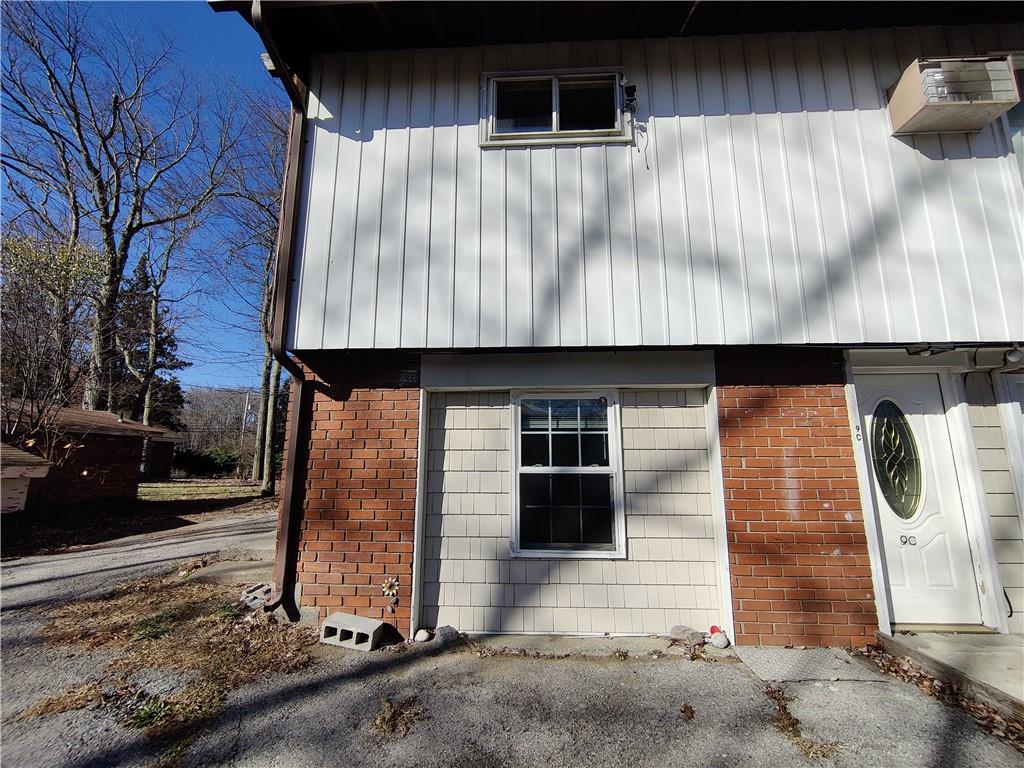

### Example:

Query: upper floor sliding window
xmin=482 ymin=70 xmax=632 ymax=147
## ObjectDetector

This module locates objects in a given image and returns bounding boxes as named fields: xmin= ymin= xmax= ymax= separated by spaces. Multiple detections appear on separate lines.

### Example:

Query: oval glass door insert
xmin=871 ymin=400 xmax=922 ymax=520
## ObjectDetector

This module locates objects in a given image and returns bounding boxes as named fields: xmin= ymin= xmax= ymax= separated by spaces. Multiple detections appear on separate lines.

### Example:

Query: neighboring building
xmin=215 ymin=1 xmax=1024 ymax=646
xmin=17 ymin=408 xmax=167 ymax=509
xmin=145 ymin=435 xmax=179 ymax=480
xmin=1 ymin=444 xmax=52 ymax=513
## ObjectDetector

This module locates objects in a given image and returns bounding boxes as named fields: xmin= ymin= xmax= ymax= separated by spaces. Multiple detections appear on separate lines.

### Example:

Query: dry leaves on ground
xmin=8 ymin=682 xmax=103 ymax=722
xmin=764 ymin=684 xmax=844 ymax=762
xmin=32 ymin=569 xmax=319 ymax=764
xmin=853 ymin=646 xmax=1024 ymax=754
xmin=371 ymin=695 xmax=424 ymax=737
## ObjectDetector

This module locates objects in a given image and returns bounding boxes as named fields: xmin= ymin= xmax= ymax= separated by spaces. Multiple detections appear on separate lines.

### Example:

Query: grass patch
xmin=764 ymin=684 xmax=843 ymax=761
xmin=39 ymin=568 xmax=319 ymax=765
xmin=9 ymin=682 xmax=102 ymax=722
xmin=125 ymin=699 xmax=173 ymax=729
xmin=371 ymin=696 xmax=424 ymax=738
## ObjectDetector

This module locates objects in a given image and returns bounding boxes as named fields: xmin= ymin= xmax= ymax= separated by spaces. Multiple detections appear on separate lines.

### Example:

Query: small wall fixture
xmin=907 ymin=344 xmax=955 ymax=357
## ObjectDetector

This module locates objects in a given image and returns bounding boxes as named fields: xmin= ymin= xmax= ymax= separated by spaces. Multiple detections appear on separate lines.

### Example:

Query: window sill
xmin=480 ymin=134 xmax=633 ymax=149
xmin=511 ymin=546 xmax=626 ymax=560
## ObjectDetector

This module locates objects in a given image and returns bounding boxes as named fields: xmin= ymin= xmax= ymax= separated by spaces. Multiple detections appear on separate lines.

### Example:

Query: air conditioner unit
xmin=887 ymin=56 xmax=1019 ymax=135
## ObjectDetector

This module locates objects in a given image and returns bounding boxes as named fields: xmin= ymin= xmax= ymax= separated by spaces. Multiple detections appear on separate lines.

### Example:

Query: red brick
xmin=719 ymin=381 xmax=877 ymax=646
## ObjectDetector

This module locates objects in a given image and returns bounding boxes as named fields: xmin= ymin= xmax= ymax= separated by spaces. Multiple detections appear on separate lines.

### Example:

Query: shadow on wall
xmin=418 ymin=391 xmax=720 ymax=635
xmin=310 ymin=23 xmax=1016 ymax=168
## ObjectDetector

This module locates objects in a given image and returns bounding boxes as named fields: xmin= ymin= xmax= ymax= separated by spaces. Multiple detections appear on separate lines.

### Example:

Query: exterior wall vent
xmin=888 ymin=56 xmax=1019 ymax=135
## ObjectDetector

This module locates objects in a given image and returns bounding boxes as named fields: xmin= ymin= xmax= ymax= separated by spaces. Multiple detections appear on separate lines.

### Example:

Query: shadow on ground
xmin=1 ymin=479 xmax=276 ymax=559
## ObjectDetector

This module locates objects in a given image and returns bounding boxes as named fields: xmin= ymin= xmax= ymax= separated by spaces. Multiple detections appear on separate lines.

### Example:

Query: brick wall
xmin=718 ymin=384 xmax=876 ymax=647
xmin=29 ymin=433 xmax=145 ymax=508
xmin=289 ymin=354 xmax=420 ymax=626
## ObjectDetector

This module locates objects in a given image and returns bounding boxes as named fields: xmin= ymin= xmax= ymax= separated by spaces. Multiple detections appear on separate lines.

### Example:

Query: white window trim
xmin=480 ymin=68 xmax=633 ymax=147
xmin=509 ymin=390 xmax=627 ymax=559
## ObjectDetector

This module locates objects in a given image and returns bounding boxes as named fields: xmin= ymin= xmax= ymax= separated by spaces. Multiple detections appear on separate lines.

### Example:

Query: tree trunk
xmin=133 ymin=291 xmax=161 ymax=424
xmin=260 ymin=358 xmax=281 ymax=496
xmin=250 ymin=342 xmax=272 ymax=481
xmin=85 ymin=272 xmax=119 ymax=411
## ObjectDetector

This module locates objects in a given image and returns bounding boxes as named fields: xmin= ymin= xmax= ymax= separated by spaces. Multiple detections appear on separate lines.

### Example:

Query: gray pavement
xmin=0 ymin=512 xmax=276 ymax=768
xmin=2 ymin=513 xmax=1021 ymax=768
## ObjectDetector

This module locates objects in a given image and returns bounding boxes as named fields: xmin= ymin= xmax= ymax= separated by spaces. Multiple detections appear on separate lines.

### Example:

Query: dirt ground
xmin=1 ymin=479 xmax=277 ymax=559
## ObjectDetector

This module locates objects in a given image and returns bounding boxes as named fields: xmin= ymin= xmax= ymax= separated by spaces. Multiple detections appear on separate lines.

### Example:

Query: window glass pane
xmin=521 ymin=505 xmax=549 ymax=546
xmin=551 ymin=433 xmax=579 ymax=467
xmin=580 ymin=433 xmax=609 ymax=466
xmin=582 ymin=507 xmax=614 ymax=544
xmin=551 ymin=475 xmax=581 ymax=506
xmin=579 ymin=397 xmax=609 ymax=430
xmin=550 ymin=399 xmax=580 ymax=429
xmin=580 ymin=475 xmax=612 ymax=507
xmin=520 ymin=474 xmax=549 ymax=507
xmin=558 ymin=78 xmax=617 ymax=131
xmin=521 ymin=399 xmax=549 ymax=431
xmin=551 ymin=507 xmax=581 ymax=544
xmin=521 ymin=434 xmax=549 ymax=466
xmin=494 ymin=80 xmax=552 ymax=134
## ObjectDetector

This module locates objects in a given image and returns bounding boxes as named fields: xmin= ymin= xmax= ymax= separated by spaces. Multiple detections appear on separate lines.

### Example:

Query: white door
xmin=855 ymin=373 xmax=982 ymax=625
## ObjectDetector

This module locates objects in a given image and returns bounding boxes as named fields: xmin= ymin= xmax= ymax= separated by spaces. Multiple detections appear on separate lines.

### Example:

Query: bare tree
xmin=216 ymin=89 xmax=289 ymax=492
xmin=115 ymin=221 xmax=195 ymax=424
xmin=1 ymin=3 xmax=237 ymax=411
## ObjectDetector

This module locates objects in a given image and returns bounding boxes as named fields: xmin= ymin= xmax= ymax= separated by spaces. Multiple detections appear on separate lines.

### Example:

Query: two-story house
xmin=215 ymin=1 xmax=1024 ymax=648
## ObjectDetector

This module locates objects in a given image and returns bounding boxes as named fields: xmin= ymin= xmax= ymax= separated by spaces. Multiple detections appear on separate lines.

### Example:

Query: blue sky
xmin=93 ymin=0 xmax=282 ymax=390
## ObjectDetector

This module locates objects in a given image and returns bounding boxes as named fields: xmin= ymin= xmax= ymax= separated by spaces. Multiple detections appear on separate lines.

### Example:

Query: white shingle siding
xmin=965 ymin=373 xmax=1024 ymax=634
xmin=291 ymin=25 xmax=1024 ymax=351
xmin=420 ymin=390 xmax=721 ymax=634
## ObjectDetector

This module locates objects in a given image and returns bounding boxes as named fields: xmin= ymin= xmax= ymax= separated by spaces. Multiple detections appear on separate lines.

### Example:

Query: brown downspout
xmin=251 ymin=0 xmax=310 ymax=619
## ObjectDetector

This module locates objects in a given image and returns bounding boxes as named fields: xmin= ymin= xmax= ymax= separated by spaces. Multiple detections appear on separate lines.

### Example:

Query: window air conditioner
xmin=887 ymin=56 xmax=1019 ymax=135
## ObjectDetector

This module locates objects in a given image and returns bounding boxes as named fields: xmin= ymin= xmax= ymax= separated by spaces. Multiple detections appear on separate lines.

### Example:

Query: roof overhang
xmin=211 ymin=1 xmax=1024 ymax=109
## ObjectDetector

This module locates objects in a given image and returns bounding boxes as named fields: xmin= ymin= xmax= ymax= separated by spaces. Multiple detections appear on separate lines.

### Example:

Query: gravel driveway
xmin=2 ymin=512 xmax=1020 ymax=768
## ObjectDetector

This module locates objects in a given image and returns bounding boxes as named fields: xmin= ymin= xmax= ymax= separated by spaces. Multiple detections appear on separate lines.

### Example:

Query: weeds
xmin=371 ymin=695 xmax=424 ymax=737
xmin=126 ymin=699 xmax=173 ymax=729
xmin=8 ymin=682 xmax=102 ymax=722
xmin=764 ymin=684 xmax=843 ymax=761
xmin=34 ymin=568 xmax=319 ymax=766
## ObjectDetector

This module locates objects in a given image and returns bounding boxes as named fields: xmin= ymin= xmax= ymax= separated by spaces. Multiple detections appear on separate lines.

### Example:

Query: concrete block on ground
xmin=320 ymin=612 xmax=386 ymax=652
xmin=240 ymin=583 xmax=273 ymax=610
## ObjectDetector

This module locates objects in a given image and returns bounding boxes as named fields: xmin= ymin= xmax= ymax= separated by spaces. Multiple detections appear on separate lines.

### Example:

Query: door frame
xmin=846 ymin=362 xmax=1008 ymax=634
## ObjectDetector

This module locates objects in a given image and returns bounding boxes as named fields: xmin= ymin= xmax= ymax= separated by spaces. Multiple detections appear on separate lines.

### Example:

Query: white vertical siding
xmin=290 ymin=25 xmax=1024 ymax=351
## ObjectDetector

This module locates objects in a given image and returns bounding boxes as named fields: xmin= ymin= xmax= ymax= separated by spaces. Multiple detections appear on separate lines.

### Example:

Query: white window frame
xmin=509 ymin=390 xmax=627 ymax=559
xmin=480 ymin=68 xmax=632 ymax=147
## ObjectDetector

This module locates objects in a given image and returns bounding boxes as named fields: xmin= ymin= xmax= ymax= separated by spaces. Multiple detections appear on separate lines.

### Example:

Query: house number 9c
xmin=899 ymin=535 xmax=917 ymax=546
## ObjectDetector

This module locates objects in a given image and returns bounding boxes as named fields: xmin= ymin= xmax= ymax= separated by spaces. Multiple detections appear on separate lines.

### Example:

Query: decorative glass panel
xmin=871 ymin=400 xmax=922 ymax=520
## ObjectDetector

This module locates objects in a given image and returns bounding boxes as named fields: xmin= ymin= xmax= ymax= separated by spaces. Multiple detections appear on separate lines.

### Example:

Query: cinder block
xmin=320 ymin=612 xmax=386 ymax=652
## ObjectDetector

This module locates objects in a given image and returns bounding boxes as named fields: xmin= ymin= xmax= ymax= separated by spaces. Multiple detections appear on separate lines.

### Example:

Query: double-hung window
xmin=511 ymin=393 xmax=626 ymax=558
xmin=482 ymin=70 xmax=630 ymax=146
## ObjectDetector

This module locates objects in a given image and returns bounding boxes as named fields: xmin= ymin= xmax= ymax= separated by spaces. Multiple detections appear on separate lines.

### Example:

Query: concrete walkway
xmin=1 ymin=518 xmax=1021 ymax=768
